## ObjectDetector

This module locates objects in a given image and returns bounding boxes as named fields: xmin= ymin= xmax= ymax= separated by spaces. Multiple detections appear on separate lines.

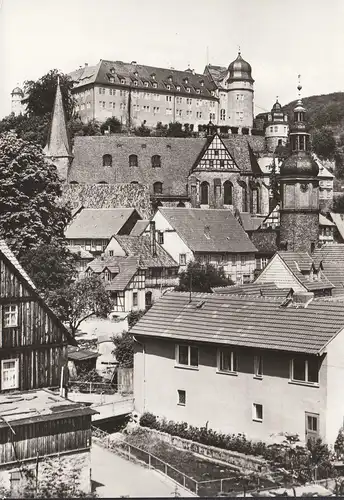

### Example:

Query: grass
xmin=121 ymin=428 xmax=277 ymax=496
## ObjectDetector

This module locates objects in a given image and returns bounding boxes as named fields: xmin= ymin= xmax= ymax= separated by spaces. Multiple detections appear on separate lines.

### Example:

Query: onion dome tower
xmin=279 ymin=77 xmax=319 ymax=253
xmin=265 ymin=98 xmax=289 ymax=153
xmin=226 ymin=50 xmax=254 ymax=133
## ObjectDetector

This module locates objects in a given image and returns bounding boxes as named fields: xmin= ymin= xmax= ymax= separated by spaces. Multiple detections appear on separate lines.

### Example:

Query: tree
xmin=113 ymin=331 xmax=134 ymax=368
xmin=0 ymin=132 xmax=72 ymax=260
xmin=133 ymin=122 xmax=151 ymax=136
xmin=24 ymin=69 xmax=76 ymax=120
xmin=333 ymin=194 xmax=344 ymax=213
xmin=312 ymin=127 xmax=336 ymax=159
xmin=127 ymin=309 xmax=146 ymax=329
xmin=0 ymin=113 xmax=50 ymax=147
xmin=19 ymin=240 xmax=77 ymax=297
xmin=269 ymin=157 xmax=280 ymax=205
xmin=48 ymin=275 xmax=113 ymax=336
xmin=175 ymin=261 xmax=234 ymax=293
xmin=100 ymin=116 xmax=122 ymax=135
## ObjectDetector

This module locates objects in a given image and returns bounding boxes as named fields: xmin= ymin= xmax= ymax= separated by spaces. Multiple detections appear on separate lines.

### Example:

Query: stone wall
xmin=143 ymin=427 xmax=268 ymax=473
xmin=61 ymin=183 xmax=152 ymax=219
xmin=0 ymin=449 xmax=91 ymax=495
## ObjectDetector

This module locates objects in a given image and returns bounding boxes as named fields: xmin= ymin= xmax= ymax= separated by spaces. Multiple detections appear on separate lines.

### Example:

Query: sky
xmin=1 ymin=0 xmax=344 ymax=119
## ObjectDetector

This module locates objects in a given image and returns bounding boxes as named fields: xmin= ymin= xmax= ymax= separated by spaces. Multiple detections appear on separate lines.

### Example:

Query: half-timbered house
xmin=0 ymin=240 xmax=95 ymax=493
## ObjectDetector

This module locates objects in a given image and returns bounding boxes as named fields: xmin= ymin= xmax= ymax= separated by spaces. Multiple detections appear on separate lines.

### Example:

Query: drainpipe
xmin=133 ymin=336 xmax=146 ymax=412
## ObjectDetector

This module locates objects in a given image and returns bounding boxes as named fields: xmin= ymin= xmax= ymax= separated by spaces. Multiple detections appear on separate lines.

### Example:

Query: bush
xmin=139 ymin=412 xmax=334 ymax=481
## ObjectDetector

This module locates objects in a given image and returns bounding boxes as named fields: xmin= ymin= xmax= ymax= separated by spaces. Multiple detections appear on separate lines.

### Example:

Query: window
xmin=129 ymin=154 xmax=138 ymax=167
xmin=196 ymin=111 xmax=202 ymax=119
xmin=217 ymin=349 xmax=238 ymax=373
xmin=1 ymin=359 xmax=19 ymax=390
xmin=166 ymin=95 xmax=172 ymax=102
xmin=166 ymin=84 xmax=171 ymax=91
xmin=151 ymin=155 xmax=161 ymax=168
xmin=224 ymin=181 xmax=233 ymax=205
xmin=176 ymin=85 xmax=181 ymax=91
xmin=220 ymin=109 xmax=226 ymax=121
xmin=241 ymin=255 xmax=246 ymax=266
xmin=291 ymin=357 xmax=319 ymax=384
xmin=176 ymin=345 xmax=198 ymax=367
xmin=179 ymin=254 xmax=186 ymax=265
xmin=133 ymin=80 xmax=138 ymax=86
xmin=253 ymin=403 xmax=263 ymax=422
xmin=104 ymin=270 xmax=110 ymax=281
xmin=133 ymin=292 xmax=138 ymax=307
xmin=166 ymin=108 xmax=172 ymax=115
xmin=144 ymin=81 xmax=148 ymax=87
xmin=4 ymin=305 xmax=18 ymax=327
xmin=254 ymin=355 xmax=263 ymax=378
xmin=153 ymin=182 xmax=163 ymax=194
xmin=158 ymin=232 xmax=164 ymax=244
xmin=109 ymin=250 xmax=114 ymax=257
xmin=103 ymin=154 xmax=112 ymax=167
xmin=200 ymin=181 xmax=209 ymax=205
xmin=186 ymin=87 xmax=190 ymax=93
xmin=153 ymin=82 xmax=158 ymax=88
xmin=178 ymin=390 xmax=186 ymax=406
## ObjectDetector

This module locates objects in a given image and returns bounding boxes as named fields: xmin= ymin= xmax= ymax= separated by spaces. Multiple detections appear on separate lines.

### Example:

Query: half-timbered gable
xmin=194 ymin=134 xmax=239 ymax=172
xmin=0 ymin=240 xmax=75 ymax=392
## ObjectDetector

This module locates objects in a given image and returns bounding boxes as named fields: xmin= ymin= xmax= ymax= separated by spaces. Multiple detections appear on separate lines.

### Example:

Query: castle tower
xmin=279 ymin=79 xmax=319 ymax=253
xmin=265 ymin=98 xmax=289 ymax=153
xmin=44 ymin=77 xmax=73 ymax=181
xmin=11 ymin=86 xmax=24 ymax=116
xmin=226 ymin=51 xmax=254 ymax=133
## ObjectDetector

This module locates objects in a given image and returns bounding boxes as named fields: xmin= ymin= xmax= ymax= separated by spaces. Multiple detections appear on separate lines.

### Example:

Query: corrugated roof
xmin=130 ymin=291 xmax=344 ymax=355
xmin=113 ymin=235 xmax=178 ymax=268
xmin=159 ymin=208 xmax=257 ymax=253
xmin=65 ymin=208 xmax=138 ymax=239
xmin=130 ymin=220 xmax=150 ymax=236
xmin=68 ymin=135 xmax=266 ymax=189
xmin=278 ymin=252 xmax=334 ymax=292
xmin=212 ymin=282 xmax=292 ymax=297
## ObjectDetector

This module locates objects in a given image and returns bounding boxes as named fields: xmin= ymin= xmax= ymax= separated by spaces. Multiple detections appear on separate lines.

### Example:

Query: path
xmin=91 ymin=442 xmax=195 ymax=497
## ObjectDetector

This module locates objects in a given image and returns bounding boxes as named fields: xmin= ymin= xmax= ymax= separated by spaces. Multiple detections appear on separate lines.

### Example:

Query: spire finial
xmin=238 ymin=45 xmax=241 ymax=55
xmin=57 ymin=75 xmax=60 ymax=86
xmin=297 ymin=74 xmax=302 ymax=99
xmin=276 ymin=95 xmax=279 ymax=103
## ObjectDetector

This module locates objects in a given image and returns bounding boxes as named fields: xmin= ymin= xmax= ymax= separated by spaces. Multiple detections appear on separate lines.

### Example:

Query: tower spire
xmin=44 ymin=77 xmax=72 ymax=181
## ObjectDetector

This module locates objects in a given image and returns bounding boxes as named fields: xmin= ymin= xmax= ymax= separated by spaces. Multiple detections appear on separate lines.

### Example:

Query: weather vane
xmin=297 ymin=74 xmax=302 ymax=99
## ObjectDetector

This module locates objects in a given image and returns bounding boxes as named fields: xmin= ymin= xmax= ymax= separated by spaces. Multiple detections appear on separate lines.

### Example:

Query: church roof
xmin=44 ymin=80 xmax=71 ymax=159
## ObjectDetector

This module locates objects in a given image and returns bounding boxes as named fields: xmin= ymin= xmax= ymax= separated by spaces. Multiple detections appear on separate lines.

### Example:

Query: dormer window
xmin=184 ymin=78 xmax=189 ymax=85
xmin=166 ymin=84 xmax=171 ymax=90
xmin=151 ymin=74 xmax=156 ymax=80
xmin=109 ymin=77 xmax=115 ymax=83
xmin=176 ymin=85 xmax=181 ymax=91
xmin=168 ymin=76 xmax=173 ymax=83
xmin=196 ymin=89 xmax=200 ymax=94
xmin=133 ymin=80 xmax=138 ymax=86
xmin=134 ymin=71 xmax=138 ymax=77
xmin=211 ymin=91 xmax=216 ymax=96
xmin=110 ymin=68 xmax=115 ymax=74
xmin=144 ymin=81 xmax=149 ymax=87
xmin=153 ymin=82 xmax=157 ymax=88
xmin=186 ymin=87 xmax=190 ymax=93
xmin=121 ymin=79 xmax=125 ymax=84
xmin=200 ymin=80 xmax=204 ymax=87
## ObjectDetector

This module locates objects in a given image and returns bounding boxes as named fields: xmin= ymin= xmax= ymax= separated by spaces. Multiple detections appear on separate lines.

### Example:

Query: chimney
xmin=150 ymin=221 xmax=157 ymax=257
xmin=283 ymin=291 xmax=314 ymax=308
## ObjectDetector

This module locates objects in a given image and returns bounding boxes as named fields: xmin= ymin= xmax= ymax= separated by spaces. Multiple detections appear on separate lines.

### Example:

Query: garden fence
xmin=69 ymin=381 xmax=132 ymax=395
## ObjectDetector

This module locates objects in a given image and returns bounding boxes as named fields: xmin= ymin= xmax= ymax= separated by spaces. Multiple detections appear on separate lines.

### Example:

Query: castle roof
xmin=44 ymin=79 xmax=71 ymax=159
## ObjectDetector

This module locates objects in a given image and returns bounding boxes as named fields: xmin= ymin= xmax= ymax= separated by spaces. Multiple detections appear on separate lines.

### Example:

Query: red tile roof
xmin=130 ymin=291 xmax=344 ymax=354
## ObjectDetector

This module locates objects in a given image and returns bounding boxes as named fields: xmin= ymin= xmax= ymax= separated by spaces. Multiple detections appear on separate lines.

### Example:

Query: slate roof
xmin=205 ymin=64 xmax=228 ymax=87
xmin=67 ymin=245 xmax=94 ymax=259
xmin=313 ymin=244 xmax=344 ymax=296
xmin=277 ymin=252 xmax=334 ymax=292
xmin=65 ymin=208 xmax=139 ymax=239
xmin=113 ymin=235 xmax=178 ymax=268
xmin=130 ymin=291 xmax=344 ymax=355
xmin=159 ymin=208 xmax=257 ymax=253
xmin=44 ymin=80 xmax=71 ymax=158
xmin=88 ymin=256 xmax=139 ymax=291
xmin=238 ymin=212 xmax=265 ymax=231
xmin=212 ymin=282 xmax=292 ymax=297
xmin=130 ymin=220 xmax=150 ymax=236
xmin=68 ymin=135 xmax=266 ymax=190
xmin=70 ymin=60 xmax=217 ymax=98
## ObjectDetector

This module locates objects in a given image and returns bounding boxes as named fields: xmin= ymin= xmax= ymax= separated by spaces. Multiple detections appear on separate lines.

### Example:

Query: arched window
xmin=98 ymin=181 xmax=108 ymax=184
xmin=129 ymin=154 xmax=138 ymax=167
xmin=200 ymin=181 xmax=209 ymax=205
xmin=153 ymin=182 xmax=163 ymax=194
xmin=131 ymin=181 xmax=139 ymax=185
xmin=151 ymin=155 xmax=161 ymax=168
xmin=177 ymin=201 xmax=185 ymax=207
xmin=223 ymin=181 xmax=233 ymax=205
xmin=69 ymin=181 xmax=79 ymax=185
xmin=242 ymin=183 xmax=248 ymax=212
xmin=252 ymin=186 xmax=260 ymax=214
xmin=103 ymin=154 xmax=112 ymax=167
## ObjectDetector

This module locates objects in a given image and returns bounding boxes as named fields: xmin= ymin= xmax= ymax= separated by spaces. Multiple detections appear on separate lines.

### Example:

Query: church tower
xmin=265 ymin=98 xmax=289 ymax=153
xmin=44 ymin=77 xmax=73 ymax=181
xmin=11 ymin=86 xmax=24 ymax=116
xmin=279 ymin=79 xmax=319 ymax=253
xmin=226 ymin=51 xmax=254 ymax=133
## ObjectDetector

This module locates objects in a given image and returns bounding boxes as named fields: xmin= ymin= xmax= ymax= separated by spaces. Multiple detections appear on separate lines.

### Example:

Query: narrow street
xmin=91 ymin=442 xmax=195 ymax=497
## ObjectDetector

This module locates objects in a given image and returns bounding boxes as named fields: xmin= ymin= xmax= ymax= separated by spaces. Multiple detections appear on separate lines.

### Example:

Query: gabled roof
xmin=212 ymin=282 xmax=292 ymax=298
xmin=68 ymin=135 xmax=266 ymax=189
xmin=204 ymin=64 xmax=228 ymax=87
xmin=158 ymin=208 xmax=257 ymax=253
xmin=44 ymin=79 xmax=71 ymax=158
xmin=330 ymin=213 xmax=344 ymax=240
xmin=319 ymin=214 xmax=335 ymax=227
xmin=65 ymin=208 xmax=139 ymax=239
xmin=313 ymin=244 xmax=344 ymax=296
xmin=112 ymin=235 xmax=178 ymax=268
xmin=0 ymin=240 xmax=77 ymax=346
xmin=130 ymin=220 xmax=150 ymax=236
xmin=277 ymin=252 xmax=334 ymax=292
xmin=130 ymin=291 xmax=344 ymax=355
xmin=237 ymin=212 xmax=265 ymax=231
xmin=88 ymin=255 xmax=139 ymax=291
